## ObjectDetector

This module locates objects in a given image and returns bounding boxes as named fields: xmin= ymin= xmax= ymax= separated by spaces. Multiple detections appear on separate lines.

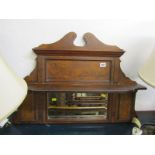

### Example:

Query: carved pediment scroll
xmin=33 ymin=32 xmax=124 ymax=56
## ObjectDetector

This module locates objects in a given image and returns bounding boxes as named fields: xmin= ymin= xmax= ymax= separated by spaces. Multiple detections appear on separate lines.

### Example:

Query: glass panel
xmin=47 ymin=92 xmax=108 ymax=120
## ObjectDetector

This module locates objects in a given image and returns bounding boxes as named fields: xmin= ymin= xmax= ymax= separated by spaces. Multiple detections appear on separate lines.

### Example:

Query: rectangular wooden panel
xmin=12 ymin=91 xmax=37 ymax=123
xmin=118 ymin=93 xmax=132 ymax=121
xmin=45 ymin=60 xmax=111 ymax=82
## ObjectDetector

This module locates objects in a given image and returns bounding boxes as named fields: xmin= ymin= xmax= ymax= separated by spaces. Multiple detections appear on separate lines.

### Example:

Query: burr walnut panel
xmin=45 ymin=60 xmax=111 ymax=83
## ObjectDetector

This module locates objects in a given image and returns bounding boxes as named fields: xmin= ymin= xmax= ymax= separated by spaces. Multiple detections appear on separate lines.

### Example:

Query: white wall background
xmin=0 ymin=19 xmax=155 ymax=111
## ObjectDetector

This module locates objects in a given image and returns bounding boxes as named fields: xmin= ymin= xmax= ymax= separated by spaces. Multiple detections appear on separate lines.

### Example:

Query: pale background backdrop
xmin=0 ymin=19 xmax=155 ymax=111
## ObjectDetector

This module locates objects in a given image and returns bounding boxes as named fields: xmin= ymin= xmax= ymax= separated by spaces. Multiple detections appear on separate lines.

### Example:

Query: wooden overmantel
xmin=12 ymin=32 xmax=146 ymax=124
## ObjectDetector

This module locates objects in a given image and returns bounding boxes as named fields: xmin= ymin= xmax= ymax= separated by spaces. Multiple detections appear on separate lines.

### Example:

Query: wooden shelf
xmin=28 ymin=83 xmax=146 ymax=92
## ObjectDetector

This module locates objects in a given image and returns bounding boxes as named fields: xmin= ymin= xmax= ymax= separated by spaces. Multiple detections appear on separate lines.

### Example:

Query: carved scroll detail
xmin=33 ymin=32 xmax=123 ymax=53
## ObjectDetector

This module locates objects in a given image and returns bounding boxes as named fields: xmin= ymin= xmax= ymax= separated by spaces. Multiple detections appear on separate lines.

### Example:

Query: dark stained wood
xmin=27 ymin=83 xmax=145 ymax=92
xmin=12 ymin=32 xmax=146 ymax=124
xmin=33 ymin=32 xmax=123 ymax=54
xmin=118 ymin=93 xmax=132 ymax=121
xmin=12 ymin=91 xmax=37 ymax=123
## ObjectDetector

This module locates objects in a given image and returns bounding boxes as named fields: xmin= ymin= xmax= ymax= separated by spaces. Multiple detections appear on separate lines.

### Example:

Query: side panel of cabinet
xmin=35 ymin=92 xmax=46 ymax=123
xmin=110 ymin=93 xmax=135 ymax=122
xmin=12 ymin=91 xmax=46 ymax=124
xmin=12 ymin=91 xmax=37 ymax=123
xmin=117 ymin=93 xmax=135 ymax=122
xmin=118 ymin=94 xmax=131 ymax=121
